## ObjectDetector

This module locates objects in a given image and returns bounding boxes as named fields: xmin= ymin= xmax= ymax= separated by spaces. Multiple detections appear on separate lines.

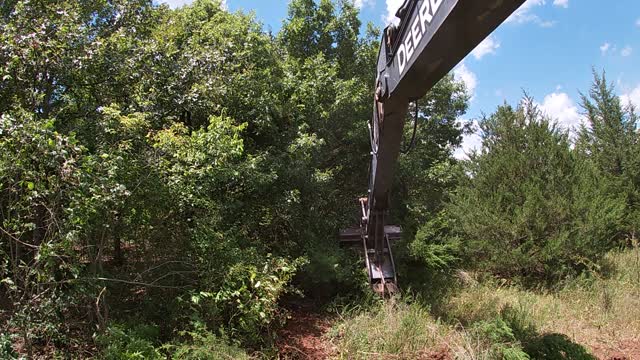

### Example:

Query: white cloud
xmin=539 ymin=20 xmax=556 ymax=27
xmin=507 ymin=0 xmax=545 ymax=25
xmin=163 ymin=0 xmax=226 ymax=9
xmin=163 ymin=0 xmax=191 ymax=8
xmin=355 ymin=0 xmax=375 ymax=8
xmin=538 ymin=92 xmax=584 ymax=133
xmin=636 ymin=18 xmax=640 ymax=27
xmin=600 ymin=42 xmax=611 ymax=55
xmin=507 ymin=0 xmax=563 ymax=27
xmin=553 ymin=0 xmax=569 ymax=8
xmin=453 ymin=63 xmax=477 ymax=98
xmin=385 ymin=0 xmax=404 ymax=24
xmin=471 ymin=36 xmax=500 ymax=60
xmin=620 ymin=85 xmax=640 ymax=109
xmin=621 ymin=46 xmax=633 ymax=57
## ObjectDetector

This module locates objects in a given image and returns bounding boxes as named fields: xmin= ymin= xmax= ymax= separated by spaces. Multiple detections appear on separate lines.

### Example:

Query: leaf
xmin=191 ymin=294 xmax=200 ymax=304
xmin=27 ymin=182 xmax=34 ymax=190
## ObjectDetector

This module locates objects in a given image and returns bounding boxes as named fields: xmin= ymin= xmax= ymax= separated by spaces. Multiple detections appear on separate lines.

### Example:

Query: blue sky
xmin=164 ymin=0 xmax=640 ymax=157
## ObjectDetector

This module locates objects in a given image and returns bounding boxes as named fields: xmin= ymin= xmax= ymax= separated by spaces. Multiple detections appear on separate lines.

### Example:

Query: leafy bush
xmin=96 ymin=324 xmax=162 ymax=360
xmin=471 ymin=318 xmax=530 ymax=360
xmin=0 ymin=111 xmax=94 ymax=352
xmin=409 ymin=209 xmax=461 ymax=270
xmin=166 ymin=323 xmax=250 ymax=360
xmin=189 ymin=254 xmax=306 ymax=346
xmin=444 ymin=99 xmax=624 ymax=283
xmin=0 ymin=333 xmax=17 ymax=360
xmin=296 ymin=241 xmax=369 ymax=302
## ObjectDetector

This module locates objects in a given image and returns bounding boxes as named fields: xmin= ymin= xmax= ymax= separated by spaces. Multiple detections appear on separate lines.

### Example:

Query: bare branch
xmin=0 ymin=226 xmax=39 ymax=249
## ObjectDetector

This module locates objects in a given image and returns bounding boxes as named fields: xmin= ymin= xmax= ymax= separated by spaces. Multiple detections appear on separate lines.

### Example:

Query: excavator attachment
xmin=340 ymin=199 xmax=402 ymax=296
xmin=340 ymin=224 xmax=401 ymax=295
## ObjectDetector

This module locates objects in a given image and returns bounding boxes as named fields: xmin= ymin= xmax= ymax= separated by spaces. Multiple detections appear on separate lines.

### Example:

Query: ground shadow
xmin=524 ymin=333 xmax=596 ymax=360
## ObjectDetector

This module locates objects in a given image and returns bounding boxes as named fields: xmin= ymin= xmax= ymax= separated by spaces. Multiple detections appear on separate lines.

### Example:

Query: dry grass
xmin=329 ymin=300 xmax=447 ymax=359
xmin=542 ymin=249 xmax=640 ymax=357
xmin=328 ymin=300 xmax=520 ymax=359
xmin=330 ymin=249 xmax=640 ymax=359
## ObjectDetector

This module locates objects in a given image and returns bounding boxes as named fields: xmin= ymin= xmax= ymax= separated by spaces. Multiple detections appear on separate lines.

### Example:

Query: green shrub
xmin=0 ymin=111 xmax=94 ymax=353
xmin=297 ymin=241 xmax=369 ymax=301
xmin=166 ymin=323 xmax=250 ymax=360
xmin=409 ymin=210 xmax=461 ymax=270
xmin=445 ymin=99 xmax=624 ymax=284
xmin=500 ymin=304 xmax=538 ymax=343
xmin=471 ymin=318 xmax=530 ymax=360
xmin=189 ymin=255 xmax=306 ymax=346
xmin=469 ymin=302 xmax=595 ymax=360
xmin=95 ymin=324 xmax=162 ymax=360
xmin=0 ymin=333 xmax=17 ymax=360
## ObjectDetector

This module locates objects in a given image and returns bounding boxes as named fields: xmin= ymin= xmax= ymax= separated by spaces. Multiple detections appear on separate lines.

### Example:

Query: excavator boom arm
xmin=370 ymin=0 xmax=526 ymax=214
xmin=342 ymin=0 xmax=526 ymax=294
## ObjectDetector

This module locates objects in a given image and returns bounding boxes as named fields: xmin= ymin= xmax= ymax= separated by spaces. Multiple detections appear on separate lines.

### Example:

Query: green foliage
xmin=0 ymin=110 xmax=93 ymax=353
xmin=0 ymin=333 xmax=17 ymax=360
xmin=331 ymin=300 xmax=443 ymax=359
xmin=281 ymin=0 xmax=363 ymax=78
xmin=396 ymin=75 xmax=469 ymax=232
xmin=96 ymin=324 xmax=162 ymax=360
xmin=3 ymin=0 xmax=637 ymax=358
xmin=577 ymin=71 xmax=640 ymax=243
xmin=297 ymin=241 xmax=369 ymax=301
xmin=471 ymin=318 xmax=530 ymax=360
xmin=444 ymin=98 xmax=624 ymax=283
xmin=409 ymin=210 xmax=461 ymax=270
xmin=1 ymin=0 xmax=315 ymax=353
xmin=166 ymin=323 xmax=250 ymax=360
xmin=578 ymin=71 xmax=637 ymax=178
xmin=189 ymin=256 xmax=306 ymax=345
xmin=389 ymin=74 xmax=470 ymax=286
xmin=465 ymin=302 xmax=595 ymax=359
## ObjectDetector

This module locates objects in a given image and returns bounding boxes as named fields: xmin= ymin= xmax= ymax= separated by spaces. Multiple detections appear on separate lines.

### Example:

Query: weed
xmin=0 ymin=333 xmax=17 ymax=360
xmin=164 ymin=323 xmax=250 ymax=360
xmin=331 ymin=250 xmax=640 ymax=359
xmin=330 ymin=299 xmax=444 ymax=359
xmin=95 ymin=324 xmax=162 ymax=360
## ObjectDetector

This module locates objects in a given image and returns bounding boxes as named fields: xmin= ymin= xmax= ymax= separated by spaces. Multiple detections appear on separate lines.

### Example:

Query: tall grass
xmin=330 ymin=249 xmax=640 ymax=359
xmin=329 ymin=301 xmax=446 ymax=359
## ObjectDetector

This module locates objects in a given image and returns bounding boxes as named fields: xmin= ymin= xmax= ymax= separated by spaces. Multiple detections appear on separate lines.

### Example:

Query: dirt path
xmin=276 ymin=302 xmax=336 ymax=360
xmin=591 ymin=337 xmax=640 ymax=360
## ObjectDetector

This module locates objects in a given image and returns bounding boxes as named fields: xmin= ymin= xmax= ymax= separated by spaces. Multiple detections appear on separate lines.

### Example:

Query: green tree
xmin=578 ymin=71 xmax=637 ymax=176
xmin=393 ymin=75 xmax=470 ymax=277
xmin=439 ymin=98 xmax=623 ymax=282
xmin=577 ymin=71 xmax=640 ymax=243
xmin=280 ymin=0 xmax=362 ymax=78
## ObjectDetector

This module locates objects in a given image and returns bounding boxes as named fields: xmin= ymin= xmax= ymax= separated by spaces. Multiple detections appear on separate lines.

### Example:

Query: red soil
xmin=591 ymin=337 xmax=640 ymax=360
xmin=276 ymin=303 xmax=336 ymax=360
